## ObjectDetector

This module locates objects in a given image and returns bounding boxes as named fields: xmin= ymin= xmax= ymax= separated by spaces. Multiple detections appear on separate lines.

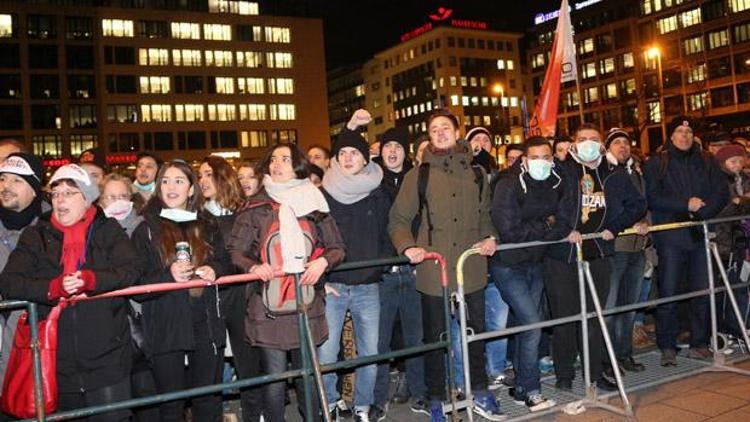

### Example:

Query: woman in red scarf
xmin=0 ymin=164 xmax=142 ymax=420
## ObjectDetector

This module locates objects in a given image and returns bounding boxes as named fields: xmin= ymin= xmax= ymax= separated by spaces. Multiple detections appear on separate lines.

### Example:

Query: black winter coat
xmin=643 ymin=142 xmax=729 ymax=248
xmin=0 ymin=208 xmax=140 ymax=393
xmin=323 ymin=186 xmax=392 ymax=285
xmin=380 ymin=161 xmax=413 ymax=203
xmin=131 ymin=208 xmax=231 ymax=356
xmin=490 ymin=164 xmax=568 ymax=266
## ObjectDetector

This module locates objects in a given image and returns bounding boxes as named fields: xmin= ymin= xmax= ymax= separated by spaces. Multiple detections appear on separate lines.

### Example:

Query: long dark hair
xmin=258 ymin=144 xmax=311 ymax=179
xmin=201 ymin=156 xmax=244 ymax=212
xmin=153 ymin=160 xmax=211 ymax=267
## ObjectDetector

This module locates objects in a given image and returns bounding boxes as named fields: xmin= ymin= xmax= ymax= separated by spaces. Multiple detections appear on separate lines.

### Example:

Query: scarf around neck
xmin=51 ymin=206 xmax=97 ymax=274
xmin=322 ymin=159 xmax=383 ymax=205
xmin=0 ymin=196 xmax=42 ymax=231
xmin=263 ymin=175 xmax=329 ymax=273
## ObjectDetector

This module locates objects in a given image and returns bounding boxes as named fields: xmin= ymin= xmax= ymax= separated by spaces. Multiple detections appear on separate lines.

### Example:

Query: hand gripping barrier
xmin=15 ymin=252 xmax=451 ymax=422
xmin=454 ymin=215 xmax=750 ymax=421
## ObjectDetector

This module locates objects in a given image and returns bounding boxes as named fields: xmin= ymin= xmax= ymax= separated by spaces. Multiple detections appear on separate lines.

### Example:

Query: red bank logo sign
xmin=401 ymin=7 xmax=488 ymax=42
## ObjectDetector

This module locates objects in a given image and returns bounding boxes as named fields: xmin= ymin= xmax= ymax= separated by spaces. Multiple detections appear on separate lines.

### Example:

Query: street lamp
xmin=646 ymin=46 xmax=666 ymax=145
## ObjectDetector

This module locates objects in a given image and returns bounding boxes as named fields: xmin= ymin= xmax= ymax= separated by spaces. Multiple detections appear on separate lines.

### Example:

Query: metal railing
xmin=454 ymin=215 xmax=750 ymax=421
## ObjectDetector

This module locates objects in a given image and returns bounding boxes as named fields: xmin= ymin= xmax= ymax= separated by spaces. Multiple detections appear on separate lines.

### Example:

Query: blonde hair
xmin=99 ymin=173 xmax=144 ymax=211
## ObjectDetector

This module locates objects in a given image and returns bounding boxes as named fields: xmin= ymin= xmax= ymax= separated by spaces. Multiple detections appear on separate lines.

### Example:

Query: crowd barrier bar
xmin=455 ymin=215 xmax=750 ymax=421
xmin=15 ymin=252 xmax=455 ymax=422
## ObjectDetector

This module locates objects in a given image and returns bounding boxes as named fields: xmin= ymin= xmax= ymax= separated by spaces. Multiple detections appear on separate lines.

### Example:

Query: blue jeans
xmin=452 ymin=283 xmax=509 ymax=388
xmin=605 ymin=251 xmax=646 ymax=359
xmin=491 ymin=263 xmax=544 ymax=397
xmin=374 ymin=267 xmax=426 ymax=405
xmin=655 ymin=242 xmax=710 ymax=350
xmin=319 ymin=282 xmax=379 ymax=410
xmin=634 ymin=276 xmax=652 ymax=325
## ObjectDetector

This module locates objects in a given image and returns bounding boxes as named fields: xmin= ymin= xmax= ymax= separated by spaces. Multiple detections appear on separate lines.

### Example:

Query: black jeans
xmin=422 ymin=290 xmax=487 ymax=400
xmin=544 ymin=258 xmax=610 ymax=381
xmin=261 ymin=347 xmax=321 ymax=422
xmin=58 ymin=376 xmax=132 ymax=422
xmin=151 ymin=323 xmax=224 ymax=422
xmin=224 ymin=287 xmax=264 ymax=422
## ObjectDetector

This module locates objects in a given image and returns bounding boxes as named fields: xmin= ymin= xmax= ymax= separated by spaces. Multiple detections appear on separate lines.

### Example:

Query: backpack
xmin=412 ymin=162 xmax=485 ymax=245
xmin=255 ymin=203 xmax=322 ymax=314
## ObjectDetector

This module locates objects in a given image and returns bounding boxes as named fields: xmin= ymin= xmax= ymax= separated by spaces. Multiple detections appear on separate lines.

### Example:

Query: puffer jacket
xmin=0 ymin=208 xmax=141 ymax=393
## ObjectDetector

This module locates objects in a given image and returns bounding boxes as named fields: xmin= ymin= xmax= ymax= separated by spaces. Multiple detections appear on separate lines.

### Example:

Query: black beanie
xmin=605 ymin=128 xmax=631 ymax=149
xmin=379 ymin=126 xmax=410 ymax=155
xmin=0 ymin=152 xmax=44 ymax=195
xmin=333 ymin=130 xmax=370 ymax=164
xmin=666 ymin=116 xmax=694 ymax=138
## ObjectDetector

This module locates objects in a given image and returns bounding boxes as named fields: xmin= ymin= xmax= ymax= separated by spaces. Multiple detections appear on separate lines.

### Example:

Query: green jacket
xmin=388 ymin=141 xmax=497 ymax=296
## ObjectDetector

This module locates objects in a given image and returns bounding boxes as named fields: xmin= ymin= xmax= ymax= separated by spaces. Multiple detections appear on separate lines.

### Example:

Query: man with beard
xmin=0 ymin=153 xmax=45 ymax=419
xmin=133 ymin=152 xmax=161 ymax=203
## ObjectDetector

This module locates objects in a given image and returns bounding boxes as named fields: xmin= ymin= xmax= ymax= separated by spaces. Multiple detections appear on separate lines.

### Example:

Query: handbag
xmin=0 ymin=301 xmax=65 ymax=418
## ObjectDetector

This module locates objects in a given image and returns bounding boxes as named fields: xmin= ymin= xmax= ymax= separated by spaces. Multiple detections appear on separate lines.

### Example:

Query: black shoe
xmin=603 ymin=362 xmax=624 ymax=379
xmin=596 ymin=376 xmax=618 ymax=392
xmin=660 ymin=349 xmax=677 ymax=367
xmin=555 ymin=378 xmax=572 ymax=391
xmin=620 ymin=357 xmax=645 ymax=372
xmin=371 ymin=404 xmax=386 ymax=422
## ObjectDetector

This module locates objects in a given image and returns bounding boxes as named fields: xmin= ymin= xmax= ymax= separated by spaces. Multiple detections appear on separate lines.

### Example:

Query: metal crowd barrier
xmin=12 ymin=252 xmax=456 ymax=422
xmin=455 ymin=215 xmax=750 ymax=421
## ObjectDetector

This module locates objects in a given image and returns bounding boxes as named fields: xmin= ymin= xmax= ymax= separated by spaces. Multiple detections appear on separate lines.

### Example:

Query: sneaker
xmin=371 ymin=404 xmax=386 ymax=422
xmin=538 ymin=356 xmax=554 ymax=374
xmin=488 ymin=373 xmax=506 ymax=390
xmin=333 ymin=400 xmax=351 ymax=419
xmin=473 ymin=391 xmax=506 ymax=421
xmin=502 ymin=367 xmax=516 ymax=387
xmin=596 ymin=376 xmax=618 ymax=392
xmin=688 ymin=346 xmax=712 ymax=360
xmin=410 ymin=397 xmax=429 ymax=416
xmin=328 ymin=404 xmax=339 ymax=422
xmin=660 ymin=349 xmax=677 ymax=367
xmin=429 ymin=400 xmax=446 ymax=422
xmin=353 ymin=408 xmax=371 ymax=422
xmin=525 ymin=393 xmax=556 ymax=412
xmin=620 ymin=357 xmax=646 ymax=372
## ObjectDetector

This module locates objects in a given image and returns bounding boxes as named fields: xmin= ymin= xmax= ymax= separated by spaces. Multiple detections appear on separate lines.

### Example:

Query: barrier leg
xmin=443 ymin=287 xmax=462 ymax=421
xmin=703 ymin=224 xmax=723 ymax=365
xmin=298 ymin=285 xmax=331 ymax=421
xmin=456 ymin=282 xmax=474 ymax=421
xmin=27 ymin=302 xmax=46 ymax=422
xmin=294 ymin=274 xmax=316 ymax=421
xmin=583 ymin=262 xmax=634 ymax=417
xmin=575 ymin=244 xmax=593 ymax=398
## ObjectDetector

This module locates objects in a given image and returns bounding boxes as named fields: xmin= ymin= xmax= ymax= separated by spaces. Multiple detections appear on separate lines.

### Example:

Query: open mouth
xmin=166 ymin=192 xmax=180 ymax=200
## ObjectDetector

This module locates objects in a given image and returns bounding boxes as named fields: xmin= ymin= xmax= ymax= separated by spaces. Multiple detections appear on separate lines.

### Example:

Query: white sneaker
xmin=526 ymin=393 xmax=556 ymax=412
xmin=353 ymin=408 xmax=371 ymax=422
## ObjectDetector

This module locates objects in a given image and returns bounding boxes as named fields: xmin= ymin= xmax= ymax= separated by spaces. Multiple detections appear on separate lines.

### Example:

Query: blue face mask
xmin=134 ymin=180 xmax=156 ymax=192
xmin=575 ymin=140 xmax=602 ymax=163
xmin=527 ymin=159 xmax=553 ymax=181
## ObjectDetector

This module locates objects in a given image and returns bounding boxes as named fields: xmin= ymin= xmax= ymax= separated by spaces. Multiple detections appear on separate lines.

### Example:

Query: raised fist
xmin=347 ymin=109 xmax=372 ymax=130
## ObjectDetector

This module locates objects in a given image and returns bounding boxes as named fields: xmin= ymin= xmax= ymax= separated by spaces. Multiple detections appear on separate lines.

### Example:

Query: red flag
xmin=529 ymin=0 xmax=577 ymax=137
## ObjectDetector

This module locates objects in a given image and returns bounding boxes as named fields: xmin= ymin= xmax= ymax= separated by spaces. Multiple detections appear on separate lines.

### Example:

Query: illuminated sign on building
xmin=429 ymin=7 xmax=453 ymax=21
xmin=401 ymin=9 xmax=488 ymax=43
xmin=534 ymin=0 xmax=603 ymax=25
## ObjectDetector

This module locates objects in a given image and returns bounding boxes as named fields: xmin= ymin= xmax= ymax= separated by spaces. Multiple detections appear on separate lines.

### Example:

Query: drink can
xmin=176 ymin=241 xmax=191 ymax=263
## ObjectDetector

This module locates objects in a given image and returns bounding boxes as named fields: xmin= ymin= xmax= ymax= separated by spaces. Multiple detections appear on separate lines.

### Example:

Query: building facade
xmin=362 ymin=22 xmax=526 ymax=159
xmin=526 ymin=0 xmax=750 ymax=152
xmin=327 ymin=64 xmax=365 ymax=141
xmin=0 ymin=0 xmax=328 ymax=165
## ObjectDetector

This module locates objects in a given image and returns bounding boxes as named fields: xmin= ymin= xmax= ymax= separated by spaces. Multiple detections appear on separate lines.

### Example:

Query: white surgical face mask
xmin=204 ymin=199 xmax=232 ymax=217
xmin=527 ymin=159 xmax=553 ymax=181
xmin=159 ymin=208 xmax=197 ymax=223
xmin=133 ymin=180 xmax=156 ymax=192
xmin=575 ymin=140 xmax=602 ymax=162
xmin=103 ymin=199 xmax=133 ymax=221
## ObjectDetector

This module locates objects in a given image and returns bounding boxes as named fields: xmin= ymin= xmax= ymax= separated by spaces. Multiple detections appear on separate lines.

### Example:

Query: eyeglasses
xmin=49 ymin=190 xmax=82 ymax=200
xmin=102 ymin=194 xmax=131 ymax=202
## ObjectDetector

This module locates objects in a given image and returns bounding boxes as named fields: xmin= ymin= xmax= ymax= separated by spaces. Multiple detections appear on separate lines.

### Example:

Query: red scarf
xmin=50 ymin=206 xmax=97 ymax=274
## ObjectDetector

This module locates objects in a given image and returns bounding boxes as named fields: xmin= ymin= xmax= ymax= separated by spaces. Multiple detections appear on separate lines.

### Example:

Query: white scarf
xmin=263 ymin=175 xmax=330 ymax=274
xmin=322 ymin=159 xmax=383 ymax=205
xmin=204 ymin=200 xmax=233 ymax=217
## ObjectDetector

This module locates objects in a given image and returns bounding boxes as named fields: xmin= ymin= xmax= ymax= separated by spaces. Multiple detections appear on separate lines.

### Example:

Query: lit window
xmin=679 ymin=8 xmax=702 ymax=28
xmin=578 ymin=38 xmax=594 ymax=54
xmin=237 ymin=77 xmax=264 ymax=94
xmin=708 ymin=29 xmax=729 ymax=50
xmin=731 ymin=0 xmax=750 ymax=13
xmin=450 ymin=76 xmax=457 ymax=86
xmin=582 ymin=62 xmax=597 ymax=79
xmin=139 ymin=76 xmax=171 ymax=94
xmin=269 ymin=104 xmax=296 ymax=120
xmin=462 ymin=96 xmax=469 ymax=106
xmin=140 ymin=104 xmax=172 ymax=122
xmin=214 ymin=77 xmax=235 ymax=94
xmin=210 ymin=1 xmax=259 ymax=15
xmin=491 ymin=97 xmax=499 ymax=106
xmin=102 ymin=19 xmax=134 ymax=37
xmin=174 ymin=104 xmax=204 ymax=122
xmin=268 ymin=78 xmax=294 ymax=94
xmin=461 ymin=76 xmax=468 ymax=87
xmin=507 ymin=60 xmax=514 ymax=70
xmin=584 ymin=86 xmax=599 ymax=103
xmin=599 ymin=57 xmax=615 ymax=74
xmin=203 ymin=24 xmax=231 ymax=41
xmin=264 ymin=26 xmax=290 ymax=43
xmin=207 ymin=104 xmax=236 ymax=121
xmin=565 ymin=92 xmax=579 ymax=107
xmin=205 ymin=50 xmax=233 ymax=67
xmin=450 ymin=95 xmax=459 ymax=106
xmin=622 ymin=52 xmax=634 ymax=68
xmin=236 ymin=51 xmax=263 ymax=67
xmin=605 ymin=83 xmax=617 ymax=98
xmin=497 ymin=59 xmax=505 ymax=70
xmin=688 ymin=64 xmax=706 ymax=83
xmin=683 ymin=36 xmax=704 ymax=55
xmin=532 ymin=53 xmax=545 ymax=69
xmin=688 ymin=92 xmax=708 ymax=111
xmin=238 ymin=104 xmax=266 ymax=120
xmin=172 ymin=49 xmax=202 ymax=66
xmin=0 ymin=14 xmax=13 ymax=37
xmin=648 ymin=101 xmax=661 ymax=122
xmin=510 ymin=97 xmax=518 ymax=107
xmin=265 ymin=52 xmax=292 ymax=68
xmin=171 ymin=22 xmax=200 ymax=40
xmin=470 ymin=76 xmax=477 ymax=87
xmin=139 ymin=48 xmax=169 ymax=66
xmin=240 ymin=130 xmax=268 ymax=148
xmin=501 ymin=97 xmax=509 ymax=107
xmin=107 ymin=104 xmax=138 ymax=123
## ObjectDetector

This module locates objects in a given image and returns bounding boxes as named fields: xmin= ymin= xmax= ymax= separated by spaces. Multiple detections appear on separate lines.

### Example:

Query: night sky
xmin=263 ymin=0 xmax=561 ymax=69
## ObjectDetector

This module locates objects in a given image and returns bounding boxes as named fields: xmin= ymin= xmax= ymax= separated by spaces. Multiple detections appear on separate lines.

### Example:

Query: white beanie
xmin=49 ymin=164 xmax=100 ymax=205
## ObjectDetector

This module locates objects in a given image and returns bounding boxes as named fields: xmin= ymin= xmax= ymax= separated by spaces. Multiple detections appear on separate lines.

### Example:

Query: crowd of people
xmin=0 ymin=107 xmax=747 ymax=422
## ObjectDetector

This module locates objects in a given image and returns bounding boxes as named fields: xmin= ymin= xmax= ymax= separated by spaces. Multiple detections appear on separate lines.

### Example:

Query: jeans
xmin=261 ymin=348 xmax=320 ymax=422
xmin=484 ymin=282 xmax=509 ymax=378
xmin=634 ymin=276 xmax=653 ymax=326
xmin=491 ymin=263 xmax=545 ymax=397
xmin=655 ymin=242 xmax=710 ymax=350
xmin=423 ymin=290 xmax=487 ymax=400
xmin=605 ymin=251 xmax=646 ymax=360
xmin=544 ymin=258 xmax=610 ymax=381
xmin=374 ymin=267 xmax=426 ymax=406
xmin=318 ymin=282 xmax=379 ymax=410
